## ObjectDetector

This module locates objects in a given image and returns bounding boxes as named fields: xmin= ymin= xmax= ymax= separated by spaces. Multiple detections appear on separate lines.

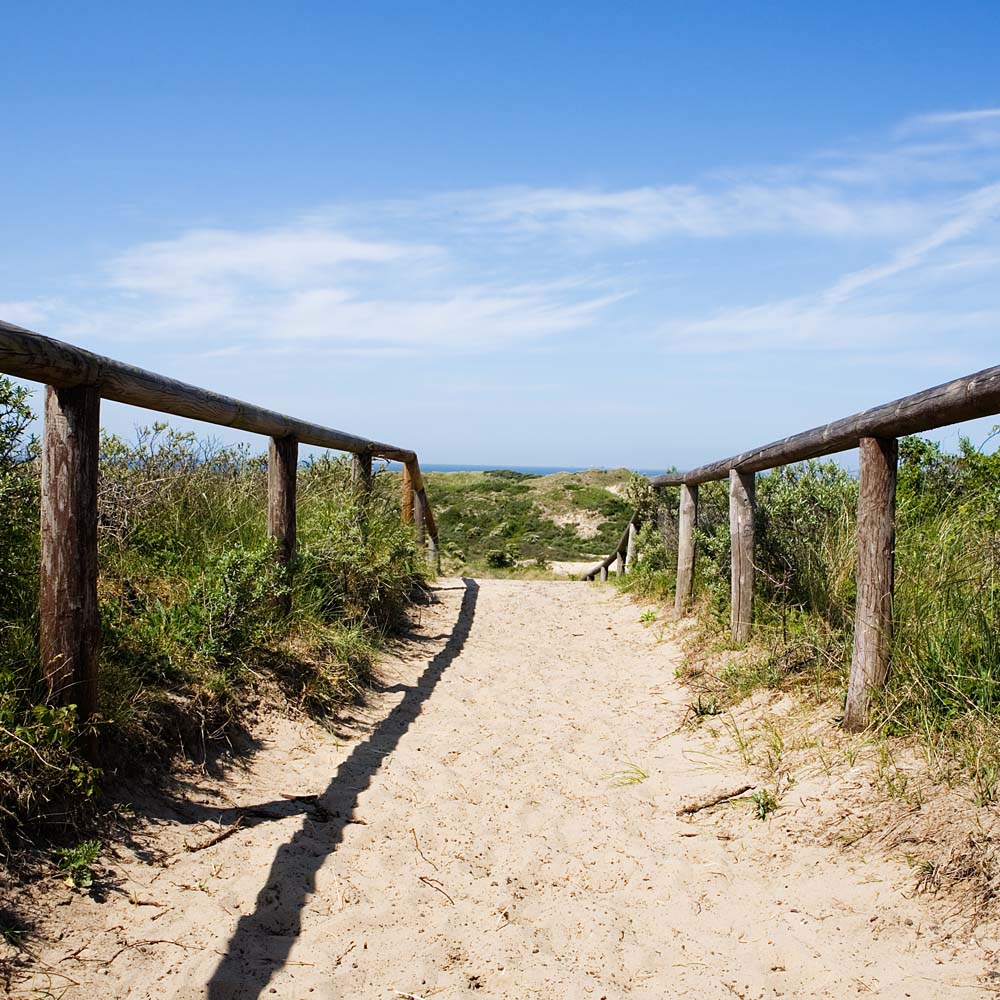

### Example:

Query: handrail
xmin=580 ymin=516 xmax=636 ymax=581
xmin=0 ymin=320 xmax=439 ymax=752
xmin=581 ymin=513 xmax=642 ymax=582
xmin=585 ymin=360 xmax=1000 ymax=733
xmin=0 ymin=320 xmax=416 ymax=462
xmin=651 ymin=362 xmax=1000 ymax=486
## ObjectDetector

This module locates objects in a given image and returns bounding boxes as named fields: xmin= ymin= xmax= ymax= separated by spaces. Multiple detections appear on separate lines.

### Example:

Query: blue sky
xmin=3 ymin=2 xmax=1000 ymax=468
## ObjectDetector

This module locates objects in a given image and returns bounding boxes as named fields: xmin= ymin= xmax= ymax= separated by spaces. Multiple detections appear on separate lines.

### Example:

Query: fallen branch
xmin=676 ymin=784 xmax=754 ymax=817
xmin=184 ymin=819 xmax=242 ymax=853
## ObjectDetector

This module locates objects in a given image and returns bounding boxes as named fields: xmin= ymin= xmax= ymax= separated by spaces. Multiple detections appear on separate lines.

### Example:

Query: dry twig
xmin=676 ymin=784 xmax=754 ymax=816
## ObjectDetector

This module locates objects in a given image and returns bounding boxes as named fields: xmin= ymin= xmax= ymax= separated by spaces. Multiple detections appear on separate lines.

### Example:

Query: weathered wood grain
xmin=729 ymin=471 xmax=755 ymax=643
xmin=624 ymin=521 xmax=638 ymax=574
xmin=424 ymin=493 xmax=439 ymax=546
xmin=267 ymin=436 xmax=298 ymax=615
xmin=651 ymin=362 xmax=1000 ymax=486
xmin=0 ymin=321 xmax=415 ymax=462
xmin=844 ymin=437 xmax=898 ymax=731
xmin=40 ymin=385 xmax=101 ymax=753
xmin=426 ymin=535 xmax=441 ymax=573
xmin=580 ymin=518 xmax=635 ymax=581
xmin=401 ymin=463 xmax=415 ymax=524
xmin=351 ymin=450 xmax=373 ymax=495
xmin=674 ymin=483 xmax=698 ymax=615
xmin=413 ymin=486 xmax=427 ymax=547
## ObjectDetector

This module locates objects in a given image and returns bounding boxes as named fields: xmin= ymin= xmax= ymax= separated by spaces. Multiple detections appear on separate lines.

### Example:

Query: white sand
xmin=14 ymin=579 xmax=994 ymax=998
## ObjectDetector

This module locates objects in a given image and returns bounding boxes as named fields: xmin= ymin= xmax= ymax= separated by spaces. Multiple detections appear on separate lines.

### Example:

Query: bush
xmin=0 ymin=378 xmax=100 ymax=855
xmin=621 ymin=432 xmax=1000 ymax=790
xmin=486 ymin=546 xmax=517 ymax=569
xmin=0 ymin=402 xmax=426 ymax=853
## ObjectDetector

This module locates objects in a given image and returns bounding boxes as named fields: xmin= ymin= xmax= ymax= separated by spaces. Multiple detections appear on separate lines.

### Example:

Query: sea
xmin=383 ymin=462 xmax=663 ymax=476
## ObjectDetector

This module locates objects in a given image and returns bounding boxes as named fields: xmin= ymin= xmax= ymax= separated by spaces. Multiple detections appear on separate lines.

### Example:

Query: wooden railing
xmin=0 ymin=320 xmax=440 ymax=745
xmin=585 ymin=362 xmax=1000 ymax=731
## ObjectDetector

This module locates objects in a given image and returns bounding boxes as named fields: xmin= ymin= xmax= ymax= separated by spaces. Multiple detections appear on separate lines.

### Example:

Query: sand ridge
xmin=12 ymin=579 xmax=994 ymax=998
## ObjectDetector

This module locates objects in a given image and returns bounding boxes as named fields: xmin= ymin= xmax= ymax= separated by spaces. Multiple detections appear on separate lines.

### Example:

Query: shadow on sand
xmin=205 ymin=578 xmax=480 ymax=1000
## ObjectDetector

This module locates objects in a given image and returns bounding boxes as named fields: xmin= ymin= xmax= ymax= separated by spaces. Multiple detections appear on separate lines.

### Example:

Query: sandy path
xmin=16 ymin=580 xmax=993 ymax=998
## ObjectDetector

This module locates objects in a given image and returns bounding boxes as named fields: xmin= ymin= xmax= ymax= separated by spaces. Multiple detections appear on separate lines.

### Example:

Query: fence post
xmin=624 ymin=520 xmax=638 ymax=573
xmin=351 ymin=449 xmax=373 ymax=497
xmin=423 ymin=491 xmax=440 ymax=571
xmin=401 ymin=462 xmax=414 ymax=524
xmin=40 ymin=384 xmax=101 ymax=754
xmin=426 ymin=533 xmax=440 ymax=572
xmin=844 ymin=436 xmax=898 ymax=731
xmin=267 ymin=435 xmax=298 ymax=615
xmin=600 ymin=565 xmax=608 ymax=582
xmin=729 ymin=469 xmax=755 ymax=643
xmin=614 ymin=549 xmax=625 ymax=576
xmin=675 ymin=483 xmax=698 ymax=615
xmin=413 ymin=480 xmax=427 ymax=548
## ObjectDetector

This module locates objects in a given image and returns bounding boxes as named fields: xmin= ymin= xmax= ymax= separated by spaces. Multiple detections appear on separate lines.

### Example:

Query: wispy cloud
xmin=895 ymin=107 xmax=1000 ymax=136
xmin=109 ymin=226 xmax=430 ymax=297
xmin=0 ymin=300 xmax=58 ymax=329
xmin=356 ymin=181 xmax=926 ymax=246
xmin=76 ymin=220 xmax=627 ymax=355
xmin=654 ymin=110 xmax=1000 ymax=363
xmin=822 ymin=182 xmax=1000 ymax=306
xmin=7 ymin=105 xmax=1000 ymax=370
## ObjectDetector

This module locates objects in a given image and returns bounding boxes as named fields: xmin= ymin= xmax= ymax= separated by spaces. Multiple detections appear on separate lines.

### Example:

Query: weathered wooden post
xmin=267 ymin=435 xmax=298 ymax=615
xmin=40 ymin=384 xmax=101 ymax=750
xmin=422 ymin=492 xmax=440 ymax=572
xmin=401 ymin=462 xmax=414 ymax=524
xmin=413 ymin=480 xmax=427 ymax=548
xmin=351 ymin=449 xmax=373 ymax=496
xmin=624 ymin=520 xmax=638 ymax=574
xmin=600 ymin=565 xmax=609 ymax=582
xmin=675 ymin=483 xmax=698 ymax=615
xmin=729 ymin=470 xmax=755 ymax=643
xmin=614 ymin=549 xmax=625 ymax=576
xmin=844 ymin=436 xmax=898 ymax=731
xmin=267 ymin=436 xmax=298 ymax=566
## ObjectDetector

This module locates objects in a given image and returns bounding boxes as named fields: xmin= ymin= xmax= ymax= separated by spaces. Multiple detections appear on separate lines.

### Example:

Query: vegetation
xmin=0 ymin=378 xmax=424 ymax=858
xmin=423 ymin=467 xmax=632 ymax=571
xmin=619 ymin=433 xmax=1000 ymax=795
xmin=55 ymin=839 xmax=101 ymax=889
xmin=605 ymin=762 xmax=650 ymax=787
xmin=750 ymin=787 xmax=780 ymax=821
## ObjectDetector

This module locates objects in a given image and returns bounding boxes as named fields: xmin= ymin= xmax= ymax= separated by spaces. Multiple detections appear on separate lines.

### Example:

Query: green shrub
xmin=486 ymin=547 xmax=517 ymax=569
xmin=622 ymin=432 xmax=1000 ymax=790
xmin=0 ymin=403 xmax=426 ymax=853
xmin=175 ymin=543 xmax=286 ymax=663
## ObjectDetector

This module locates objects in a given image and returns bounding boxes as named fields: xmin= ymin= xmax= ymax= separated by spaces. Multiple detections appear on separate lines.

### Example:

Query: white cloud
xmin=7 ymin=103 xmax=1000 ymax=370
xmin=0 ymin=299 xmax=57 ymax=330
xmin=650 ymin=110 xmax=1000 ymax=362
xmin=109 ymin=226 xmax=430 ymax=297
xmin=896 ymin=107 xmax=1000 ymax=136
xmin=369 ymin=181 xmax=926 ymax=246
xmin=822 ymin=182 xmax=1000 ymax=306
xmin=77 ymin=220 xmax=628 ymax=355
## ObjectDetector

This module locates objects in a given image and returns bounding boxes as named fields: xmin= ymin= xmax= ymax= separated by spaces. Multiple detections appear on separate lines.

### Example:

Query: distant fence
xmin=0 ymin=320 xmax=440 ymax=752
xmin=584 ymin=363 xmax=1000 ymax=731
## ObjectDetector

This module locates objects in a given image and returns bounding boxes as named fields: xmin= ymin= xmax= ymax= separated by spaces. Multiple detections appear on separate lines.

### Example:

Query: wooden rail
xmin=0 ymin=321 xmax=440 ymax=748
xmin=581 ymin=516 xmax=638 ymax=582
xmin=586 ymin=362 xmax=1000 ymax=731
